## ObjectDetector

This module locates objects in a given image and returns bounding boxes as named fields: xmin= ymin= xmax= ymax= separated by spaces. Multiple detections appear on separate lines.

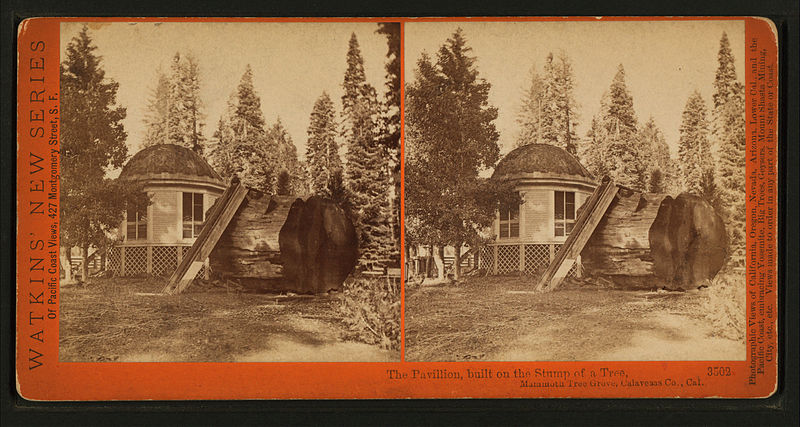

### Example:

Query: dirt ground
xmin=59 ymin=277 xmax=399 ymax=362
xmin=405 ymin=275 xmax=745 ymax=362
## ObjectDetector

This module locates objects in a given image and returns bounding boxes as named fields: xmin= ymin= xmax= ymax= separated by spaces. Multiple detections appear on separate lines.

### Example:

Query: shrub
xmin=701 ymin=269 xmax=746 ymax=342
xmin=337 ymin=276 xmax=401 ymax=351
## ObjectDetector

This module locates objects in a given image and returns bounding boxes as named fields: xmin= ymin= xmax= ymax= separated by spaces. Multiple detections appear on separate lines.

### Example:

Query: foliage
xmin=639 ymin=117 xmax=678 ymax=193
xmin=678 ymin=91 xmax=716 ymax=202
xmin=712 ymin=32 xmax=747 ymax=260
xmin=342 ymin=33 xmax=394 ymax=269
xmin=701 ymin=269 xmax=746 ymax=342
xmin=143 ymin=52 xmax=205 ymax=153
xmin=515 ymin=64 xmax=545 ymax=147
xmin=60 ymin=25 xmax=149 ymax=280
xmin=581 ymin=64 xmax=648 ymax=190
xmin=376 ymin=22 xmax=402 ymax=264
xmin=305 ymin=91 xmax=342 ymax=196
xmin=405 ymin=29 xmax=512 ymax=261
xmin=336 ymin=276 xmax=401 ymax=351
xmin=209 ymin=65 xmax=305 ymax=194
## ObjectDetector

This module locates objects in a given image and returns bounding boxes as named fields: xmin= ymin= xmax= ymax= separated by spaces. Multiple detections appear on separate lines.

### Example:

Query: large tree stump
xmin=582 ymin=188 xmax=727 ymax=288
xmin=279 ymin=196 xmax=358 ymax=294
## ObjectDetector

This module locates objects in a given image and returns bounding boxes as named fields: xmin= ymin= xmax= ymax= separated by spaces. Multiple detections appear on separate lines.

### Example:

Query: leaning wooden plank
xmin=162 ymin=180 xmax=237 ymax=293
xmin=535 ymin=178 xmax=618 ymax=292
xmin=163 ymin=181 xmax=249 ymax=294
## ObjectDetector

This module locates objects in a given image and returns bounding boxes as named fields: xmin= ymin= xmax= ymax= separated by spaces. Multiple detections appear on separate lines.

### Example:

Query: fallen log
xmin=581 ymin=188 xmax=727 ymax=288
xmin=208 ymin=190 xmax=357 ymax=293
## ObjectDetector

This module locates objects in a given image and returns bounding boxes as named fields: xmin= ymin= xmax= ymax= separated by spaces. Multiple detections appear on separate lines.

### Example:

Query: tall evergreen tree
xmin=678 ymin=91 xmax=715 ymax=201
xmin=515 ymin=64 xmax=545 ymax=147
xmin=376 ymin=22 xmax=402 ymax=263
xmin=143 ymin=53 xmax=205 ymax=153
xmin=582 ymin=64 xmax=648 ymax=190
xmin=405 ymin=28 xmax=513 ymax=280
xmin=712 ymin=32 xmax=746 ymax=257
xmin=639 ymin=117 xmax=676 ymax=193
xmin=269 ymin=118 xmax=305 ymax=195
xmin=540 ymin=52 xmax=578 ymax=154
xmin=142 ymin=69 xmax=170 ymax=147
xmin=209 ymin=65 xmax=278 ymax=192
xmin=305 ymin=91 xmax=342 ymax=196
xmin=60 ymin=26 xmax=148 ymax=280
xmin=342 ymin=33 xmax=393 ymax=268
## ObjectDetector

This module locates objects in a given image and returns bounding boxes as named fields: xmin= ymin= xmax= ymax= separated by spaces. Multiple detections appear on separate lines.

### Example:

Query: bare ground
xmin=59 ymin=277 xmax=398 ymax=362
xmin=405 ymin=275 xmax=745 ymax=362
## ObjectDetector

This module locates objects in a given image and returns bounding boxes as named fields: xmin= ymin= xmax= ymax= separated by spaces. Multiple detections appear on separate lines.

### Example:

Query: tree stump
xmin=582 ymin=188 xmax=728 ymax=288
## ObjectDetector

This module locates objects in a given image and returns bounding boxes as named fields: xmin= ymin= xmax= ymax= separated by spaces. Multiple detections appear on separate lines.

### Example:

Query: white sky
xmin=60 ymin=21 xmax=390 ymax=163
xmin=405 ymin=20 xmax=746 ymax=156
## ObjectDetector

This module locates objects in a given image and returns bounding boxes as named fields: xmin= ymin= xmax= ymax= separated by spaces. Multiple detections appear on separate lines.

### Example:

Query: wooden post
xmin=519 ymin=243 xmax=525 ymax=273
xmin=575 ymin=255 xmax=582 ymax=278
xmin=492 ymin=245 xmax=498 ymax=276
xmin=146 ymin=246 xmax=153 ymax=274
xmin=120 ymin=246 xmax=126 ymax=276
xmin=549 ymin=243 xmax=555 ymax=263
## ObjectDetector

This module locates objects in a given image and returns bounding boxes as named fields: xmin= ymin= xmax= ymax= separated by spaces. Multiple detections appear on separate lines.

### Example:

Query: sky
xmin=60 ymin=21 xmax=391 ymax=165
xmin=405 ymin=20 xmax=745 ymax=157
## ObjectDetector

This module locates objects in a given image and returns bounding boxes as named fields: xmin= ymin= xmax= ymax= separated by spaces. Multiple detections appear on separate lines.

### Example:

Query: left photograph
xmin=57 ymin=21 xmax=401 ymax=362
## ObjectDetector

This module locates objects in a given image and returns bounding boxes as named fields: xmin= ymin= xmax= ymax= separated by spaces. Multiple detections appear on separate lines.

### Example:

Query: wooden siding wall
xmin=496 ymin=185 xmax=592 ymax=243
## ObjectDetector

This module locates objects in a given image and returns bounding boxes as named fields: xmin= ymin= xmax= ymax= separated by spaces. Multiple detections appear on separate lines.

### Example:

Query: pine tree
xmin=678 ymin=91 xmax=715 ymax=200
xmin=638 ymin=117 xmax=676 ymax=193
xmin=582 ymin=64 xmax=648 ymax=190
xmin=209 ymin=65 xmax=278 ymax=192
xmin=712 ymin=32 xmax=746 ymax=257
xmin=342 ymin=33 xmax=393 ymax=268
xmin=376 ymin=22 xmax=402 ymax=264
xmin=515 ymin=64 xmax=545 ymax=147
xmin=305 ymin=91 xmax=342 ymax=196
xmin=269 ymin=118 xmax=305 ymax=194
xmin=539 ymin=52 xmax=578 ymax=154
xmin=405 ymin=28 xmax=512 ymax=280
xmin=143 ymin=52 xmax=205 ymax=153
xmin=142 ymin=69 xmax=170 ymax=147
xmin=60 ymin=26 xmax=149 ymax=281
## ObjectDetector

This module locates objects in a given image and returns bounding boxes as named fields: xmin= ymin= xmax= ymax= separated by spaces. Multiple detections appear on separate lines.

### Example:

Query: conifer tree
xmin=342 ymin=33 xmax=393 ymax=268
xmin=678 ymin=91 xmax=715 ymax=201
xmin=582 ymin=64 xmax=648 ymax=190
xmin=143 ymin=52 xmax=205 ymax=153
xmin=639 ymin=117 xmax=676 ymax=193
xmin=305 ymin=91 xmax=342 ymax=196
xmin=269 ymin=118 xmax=305 ymax=195
xmin=60 ymin=26 xmax=148 ymax=281
xmin=405 ymin=28 xmax=513 ymax=280
xmin=540 ymin=52 xmax=578 ymax=154
xmin=209 ymin=65 xmax=278 ymax=192
xmin=712 ymin=32 xmax=746 ymax=257
xmin=142 ymin=69 xmax=170 ymax=147
xmin=376 ymin=22 xmax=402 ymax=263
xmin=515 ymin=64 xmax=545 ymax=147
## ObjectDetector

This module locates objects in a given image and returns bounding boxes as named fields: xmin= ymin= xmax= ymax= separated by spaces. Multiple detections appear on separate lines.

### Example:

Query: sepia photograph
xmin=403 ymin=21 xmax=747 ymax=362
xmin=57 ymin=21 xmax=401 ymax=362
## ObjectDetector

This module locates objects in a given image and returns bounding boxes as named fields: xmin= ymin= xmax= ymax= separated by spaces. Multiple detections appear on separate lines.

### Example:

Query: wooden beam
xmin=535 ymin=177 xmax=619 ymax=292
xmin=162 ymin=179 xmax=249 ymax=294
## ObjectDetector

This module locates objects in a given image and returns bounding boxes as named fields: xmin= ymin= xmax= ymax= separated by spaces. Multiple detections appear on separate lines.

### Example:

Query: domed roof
xmin=119 ymin=144 xmax=222 ymax=184
xmin=492 ymin=143 xmax=593 ymax=181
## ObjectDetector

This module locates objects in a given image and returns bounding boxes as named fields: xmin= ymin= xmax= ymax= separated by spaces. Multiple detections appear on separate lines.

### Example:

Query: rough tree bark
xmin=432 ymin=245 xmax=446 ymax=281
xmin=582 ymin=188 xmax=727 ymax=289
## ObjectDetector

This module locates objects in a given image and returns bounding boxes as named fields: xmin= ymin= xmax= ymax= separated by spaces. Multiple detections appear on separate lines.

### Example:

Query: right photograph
xmin=403 ymin=20 xmax=747 ymax=362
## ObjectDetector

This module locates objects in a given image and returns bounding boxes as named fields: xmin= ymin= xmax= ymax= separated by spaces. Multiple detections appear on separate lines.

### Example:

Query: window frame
xmin=182 ymin=192 xmax=205 ymax=239
xmin=498 ymin=193 xmax=520 ymax=239
xmin=126 ymin=206 xmax=147 ymax=241
xmin=554 ymin=190 xmax=576 ymax=238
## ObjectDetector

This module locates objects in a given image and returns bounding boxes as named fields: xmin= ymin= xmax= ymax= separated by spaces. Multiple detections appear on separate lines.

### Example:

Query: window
xmin=183 ymin=192 xmax=204 ymax=238
xmin=499 ymin=195 xmax=520 ymax=239
xmin=554 ymin=191 xmax=576 ymax=237
xmin=126 ymin=206 xmax=147 ymax=240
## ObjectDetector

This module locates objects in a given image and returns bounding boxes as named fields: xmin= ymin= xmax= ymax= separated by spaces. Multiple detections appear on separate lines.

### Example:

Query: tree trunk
xmin=81 ymin=244 xmax=89 ymax=283
xmin=453 ymin=244 xmax=462 ymax=281
xmin=432 ymin=245 xmax=445 ymax=281
xmin=60 ymin=246 xmax=73 ymax=283
xmin=581 ymin=189 xmax=728 ymax=288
